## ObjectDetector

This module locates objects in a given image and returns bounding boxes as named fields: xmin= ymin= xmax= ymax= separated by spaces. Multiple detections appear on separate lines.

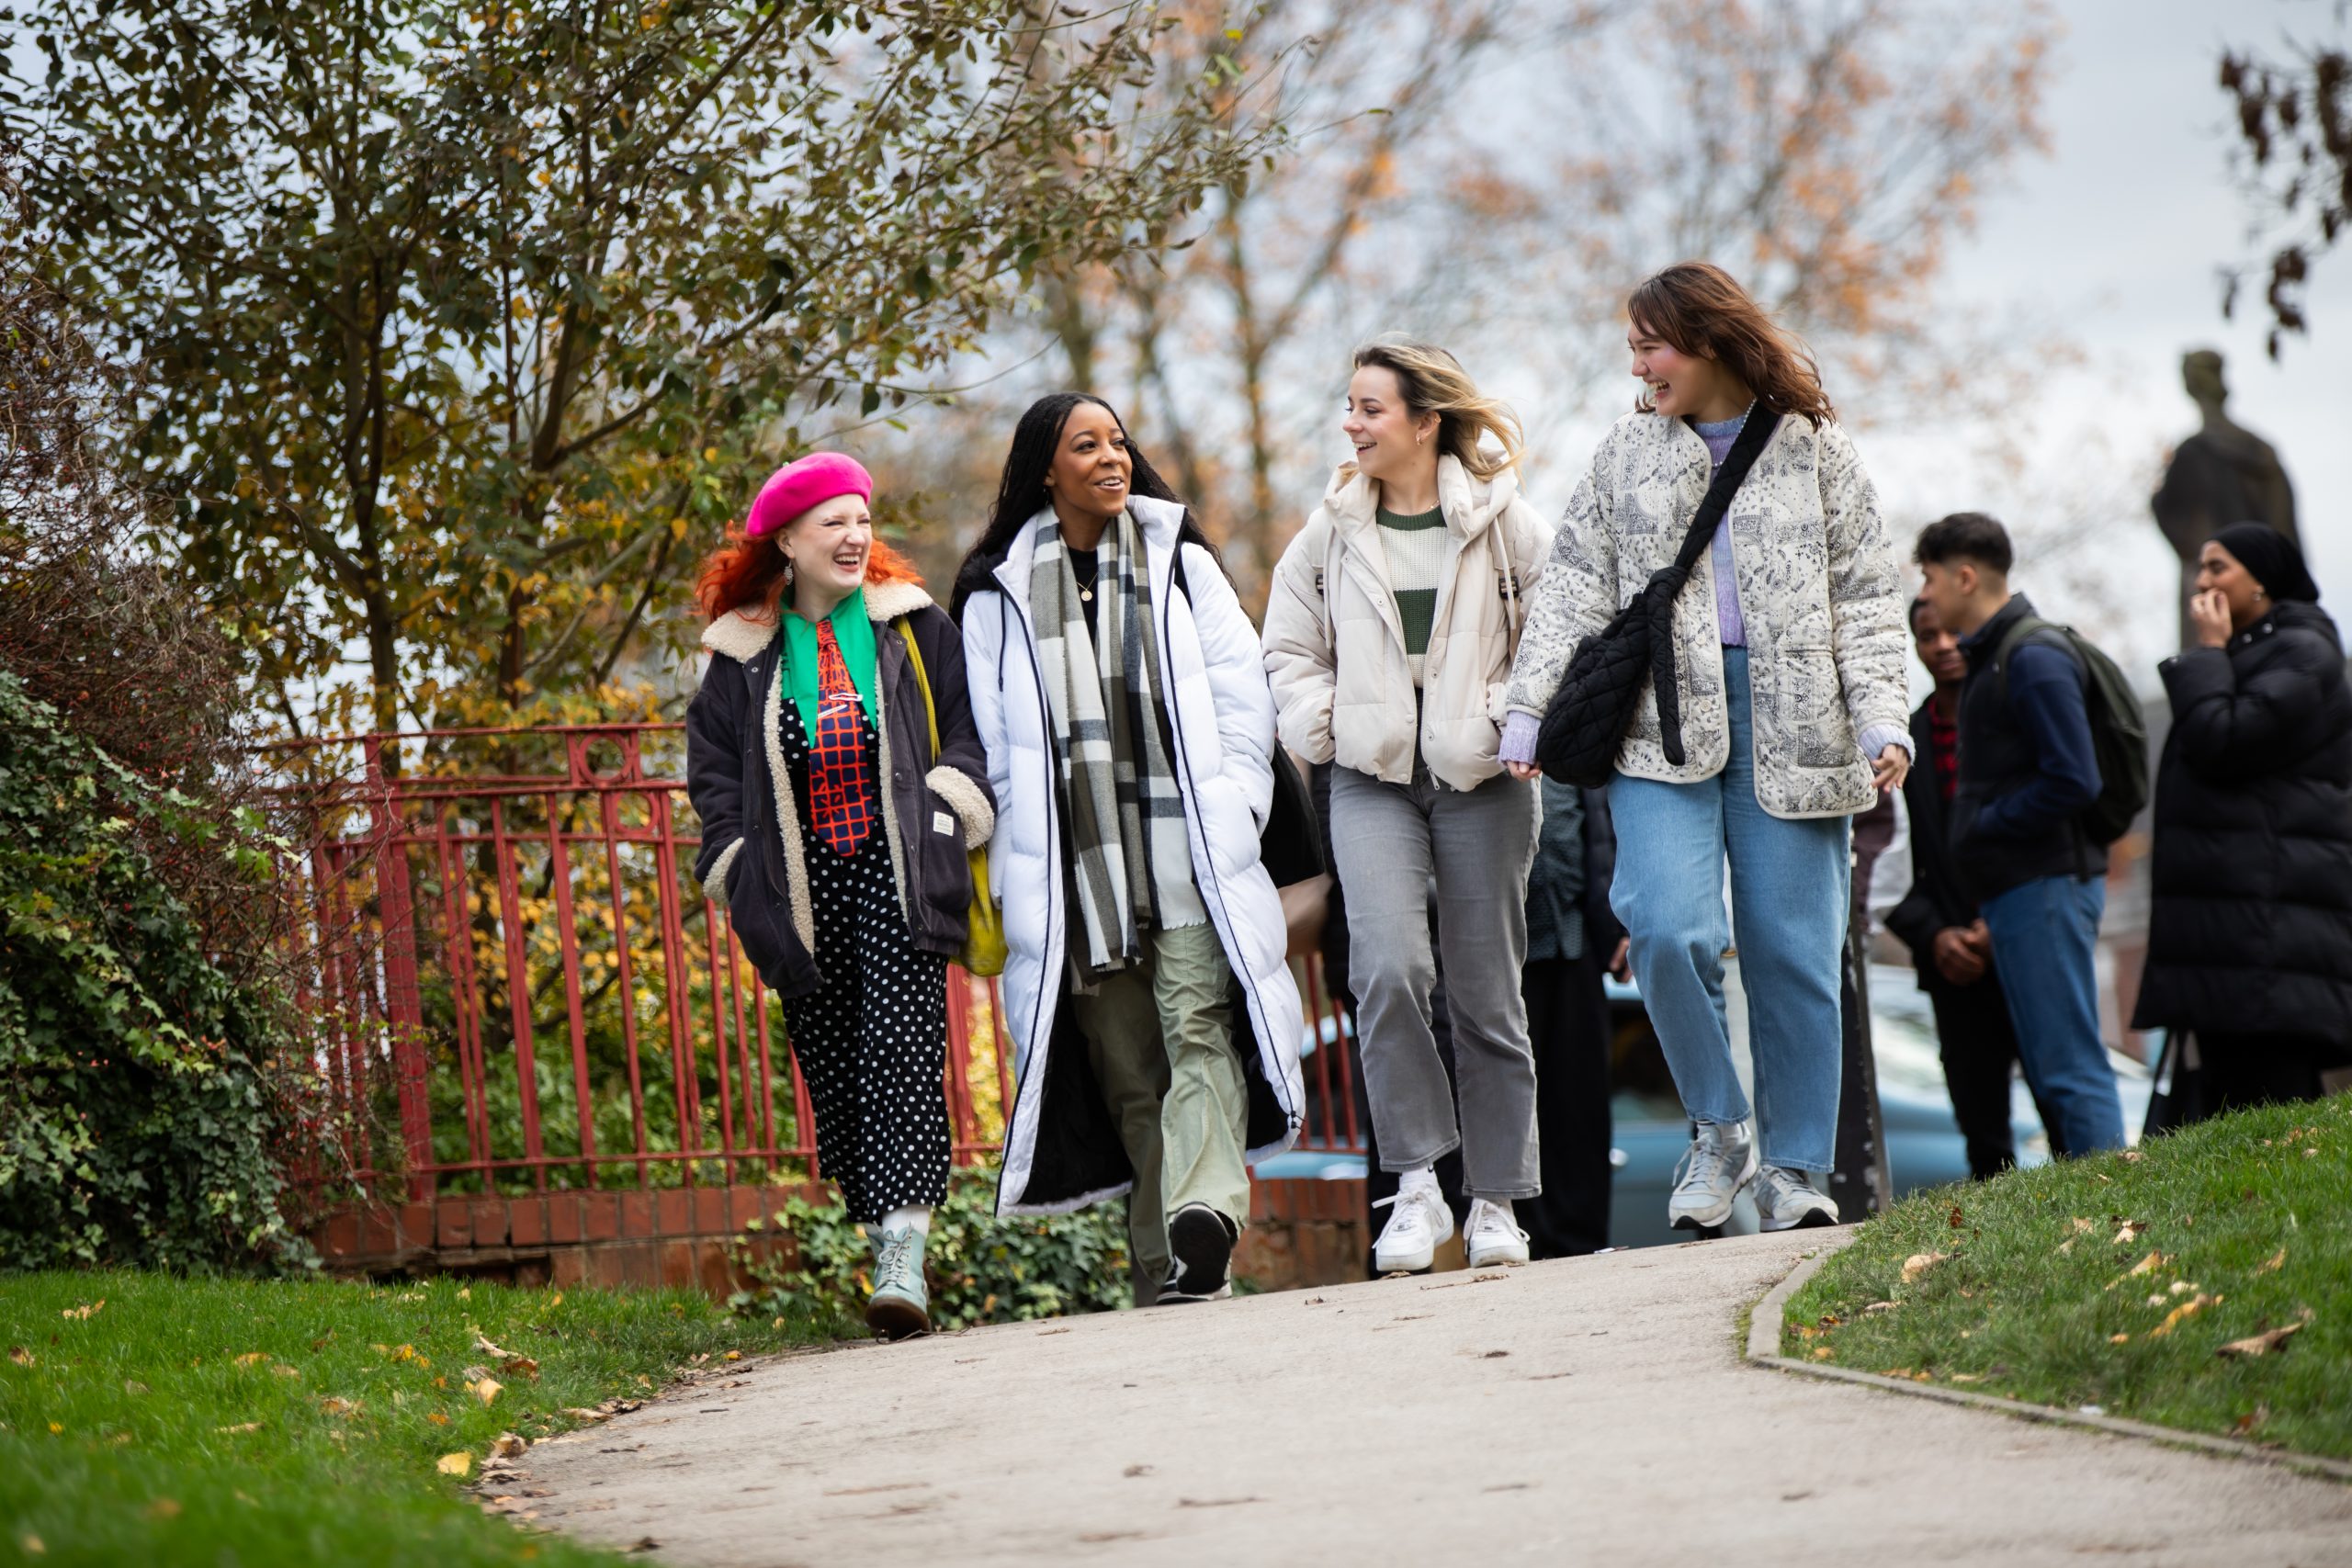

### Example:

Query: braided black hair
xmin=949 ymin=391 xmax=1222 ymax=620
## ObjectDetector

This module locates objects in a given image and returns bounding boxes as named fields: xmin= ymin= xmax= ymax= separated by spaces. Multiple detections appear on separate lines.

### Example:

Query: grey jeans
xmin=1329 ymin=763 xmax=1542 ymax=1199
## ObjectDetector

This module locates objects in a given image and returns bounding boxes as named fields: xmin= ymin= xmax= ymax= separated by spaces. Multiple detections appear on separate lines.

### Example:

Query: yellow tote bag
xmin=896 ymin=622 xmax=1007 ymax=977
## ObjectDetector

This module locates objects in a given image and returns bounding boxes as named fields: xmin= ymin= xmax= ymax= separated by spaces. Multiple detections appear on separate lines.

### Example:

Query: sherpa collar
xmin=701 ymin=576 xmax=933 ymax=663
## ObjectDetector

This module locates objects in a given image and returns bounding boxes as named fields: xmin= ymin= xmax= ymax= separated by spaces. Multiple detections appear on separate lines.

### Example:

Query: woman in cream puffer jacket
xmin=1261 ymin=340 xmax=1553 ymax=1278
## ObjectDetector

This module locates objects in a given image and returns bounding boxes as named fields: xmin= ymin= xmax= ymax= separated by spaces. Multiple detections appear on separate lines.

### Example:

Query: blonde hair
xmin=1351 ymin=339 xmax=1524 ymax=480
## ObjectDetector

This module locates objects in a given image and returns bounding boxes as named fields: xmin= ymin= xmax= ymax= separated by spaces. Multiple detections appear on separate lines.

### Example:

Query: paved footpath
xmin=517 ymin=1232 xmax=2352 ymax=1566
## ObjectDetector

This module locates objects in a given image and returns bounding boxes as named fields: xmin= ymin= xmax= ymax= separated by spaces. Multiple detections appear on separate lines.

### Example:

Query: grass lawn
xmin=1 ymin=1268 xmax=820 ymax=1565
xmin=1785 ymin=1090 xmax=2352 ymax=1460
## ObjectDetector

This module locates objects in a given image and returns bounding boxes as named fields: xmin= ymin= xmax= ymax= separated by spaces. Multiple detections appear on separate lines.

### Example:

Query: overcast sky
xmin=1872 ymin=0 xmax=2347 ymax=675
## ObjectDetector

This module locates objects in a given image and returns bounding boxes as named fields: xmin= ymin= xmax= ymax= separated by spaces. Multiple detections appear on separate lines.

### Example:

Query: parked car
xmin=1256 ymin=961 xmax=2153 ymax=1254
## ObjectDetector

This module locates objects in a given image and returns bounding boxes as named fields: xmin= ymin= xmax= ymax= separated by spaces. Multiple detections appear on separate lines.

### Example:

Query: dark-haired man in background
xmin=1914 ymin=513 xmax=2124 ymax=1156
xmin=1885 ymin=594 xmax=2053 ymax=1176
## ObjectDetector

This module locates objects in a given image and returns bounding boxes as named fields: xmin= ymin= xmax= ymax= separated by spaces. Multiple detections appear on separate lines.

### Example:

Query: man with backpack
xmin=1914 ymin=513 xmax=2135 ymax=1155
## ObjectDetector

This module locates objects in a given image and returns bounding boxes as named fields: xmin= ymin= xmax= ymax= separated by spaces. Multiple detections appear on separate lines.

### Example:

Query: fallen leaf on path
xmin=1176 ymin=1496 xmax=1264 ymax=1509
xmin=1950 ymin=1373 xmax=1983 ymax=1383
xmin=1811 ymin=1347 xmax=1833 ymax=1360
xmin=2217 ymin=1322 xmax=2306 ymax=1358
xmin=2255 ymin=1248 xmax=2287 ymax=1275
xmin=436 ymin=1452 xmax=472 ymax=1477
xmin=2148 ymin=1292 xmax=2222 ymax=1337
xmin=1900 ymin=1252 xmax=1948 ymax=1284
xmin=625 ymin=1539 xmax=660 ymax=1553
xmin=490 ymin=1432 xmax=527 ymax=1458
xmin=561 ymin=1406 xmax=609 ymax=1422
xmin=62 ymin=1301 xmax=104 ymax=1321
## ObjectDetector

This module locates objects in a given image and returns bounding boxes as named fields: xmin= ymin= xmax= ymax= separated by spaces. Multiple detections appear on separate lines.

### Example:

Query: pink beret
xmin=744 ymin=452 xmax=874 ymax=538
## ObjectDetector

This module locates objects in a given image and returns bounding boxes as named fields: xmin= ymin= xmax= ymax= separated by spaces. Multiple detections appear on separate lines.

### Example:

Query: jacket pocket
xmin=1777 ymin=643 xmax=1852 ymax=769
xmin=723 ymin=845 xmax=791 ymax=986
xmin=916 ymin=787 xmax=977 ymax=926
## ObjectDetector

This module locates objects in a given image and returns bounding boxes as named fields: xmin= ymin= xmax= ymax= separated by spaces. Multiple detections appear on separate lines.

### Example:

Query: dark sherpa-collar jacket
xmin=686 ymin=575 xmax=995 ymax=999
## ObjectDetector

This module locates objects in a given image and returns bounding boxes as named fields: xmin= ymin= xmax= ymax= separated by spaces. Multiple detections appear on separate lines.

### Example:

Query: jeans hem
xmin=1377 ymin=1134 xmax=1464 ymax=1174
xmin=1464 ymin=1185 xmax=1542 ymax=1202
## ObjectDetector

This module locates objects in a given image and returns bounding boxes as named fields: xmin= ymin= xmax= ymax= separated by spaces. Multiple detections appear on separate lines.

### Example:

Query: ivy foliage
xmin=0 ymin=671 xmax=314 ymax=1272
xmin=730 ymin=1168 xmax=1132 ymax=1336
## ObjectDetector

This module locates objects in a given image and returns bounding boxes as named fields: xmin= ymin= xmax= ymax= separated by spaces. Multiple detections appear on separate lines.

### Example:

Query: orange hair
xmin=695 ymin=529 xmax=923 ymax=624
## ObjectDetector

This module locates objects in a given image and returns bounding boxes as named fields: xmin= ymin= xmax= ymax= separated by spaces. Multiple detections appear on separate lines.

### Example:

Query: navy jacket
xmin=1950 ymin=594 xmax=2103 ymax=902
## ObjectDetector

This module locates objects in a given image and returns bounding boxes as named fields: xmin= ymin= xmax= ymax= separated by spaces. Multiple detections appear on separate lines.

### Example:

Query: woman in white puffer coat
xmin=952 ymin=392 xmax=1303 ymax=1308
xmin=1261 ymin=341 xmax=1554 ymax=1276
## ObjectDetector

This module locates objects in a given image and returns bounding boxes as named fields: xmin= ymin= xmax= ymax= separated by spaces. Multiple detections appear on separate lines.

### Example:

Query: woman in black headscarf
xmin=2132 ymin=523 xmax=2352 ymax=1122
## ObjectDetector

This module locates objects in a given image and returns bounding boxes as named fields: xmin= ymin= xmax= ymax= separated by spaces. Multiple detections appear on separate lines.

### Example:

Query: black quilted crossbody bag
xmin=1534 ymin=407 xmax=1781 ymax=786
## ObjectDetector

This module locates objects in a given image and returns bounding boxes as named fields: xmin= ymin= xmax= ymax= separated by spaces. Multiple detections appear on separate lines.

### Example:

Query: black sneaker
xmin=1156 ymin=1203 xmax=1238 ymax=1303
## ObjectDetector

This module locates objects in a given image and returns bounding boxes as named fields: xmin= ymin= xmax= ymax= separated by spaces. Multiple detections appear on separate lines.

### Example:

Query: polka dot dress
xmin=778 ymin=691 xmax=950 ymax=1223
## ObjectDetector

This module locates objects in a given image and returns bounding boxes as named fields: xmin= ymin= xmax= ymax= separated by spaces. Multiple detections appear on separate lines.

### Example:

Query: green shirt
xmin=780 ymin=587 xmax=878 ymax=737
xmin=1374 ymin=503 xmax=1446 ymax=680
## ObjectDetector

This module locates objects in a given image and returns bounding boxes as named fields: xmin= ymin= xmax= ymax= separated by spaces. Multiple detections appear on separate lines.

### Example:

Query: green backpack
xmin=1992 ymin=615 xmax=2151 ymax=846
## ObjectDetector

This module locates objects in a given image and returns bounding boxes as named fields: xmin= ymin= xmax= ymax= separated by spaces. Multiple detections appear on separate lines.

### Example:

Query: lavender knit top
xmin=1691 ymin=415 xmax=1747 ymax=646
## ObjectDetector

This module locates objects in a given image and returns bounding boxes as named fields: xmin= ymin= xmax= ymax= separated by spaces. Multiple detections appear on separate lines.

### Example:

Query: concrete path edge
xmin=1742 ymin=1224 xmax=2352 ymax=1486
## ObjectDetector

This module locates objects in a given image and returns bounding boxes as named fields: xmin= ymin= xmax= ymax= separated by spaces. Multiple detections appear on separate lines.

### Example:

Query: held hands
xmin=1608 ymin=936 xmax=1632 ymax=982
xmin=1931 ymin=920 xmax=1994 ymax=987
xmin=1871 ymin=743 xmax=1910 ymax=794
xmin=2189 ymin=589 xmax=2233 ymax=649
xmin=1504 ymin=760 xmax=1543 ymax=782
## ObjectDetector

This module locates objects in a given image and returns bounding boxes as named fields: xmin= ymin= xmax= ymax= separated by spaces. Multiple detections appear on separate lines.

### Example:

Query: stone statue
xmin=2152 ymin=348 xmax=2299 ymax=649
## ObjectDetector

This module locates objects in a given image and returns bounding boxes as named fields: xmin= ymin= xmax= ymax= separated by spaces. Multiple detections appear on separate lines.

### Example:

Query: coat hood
xmin=701 ymin=573 xmax=935 ymax=663
xmin=1320 ymin=453 xmax=1520 ymax=541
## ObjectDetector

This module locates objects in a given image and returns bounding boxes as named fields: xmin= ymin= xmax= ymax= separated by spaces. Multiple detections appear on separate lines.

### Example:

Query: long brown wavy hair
xmin=1628 ymin=262 xmax=1835 ymax=427
xmin=1351 ymin=339 xmax=1525 ymax=479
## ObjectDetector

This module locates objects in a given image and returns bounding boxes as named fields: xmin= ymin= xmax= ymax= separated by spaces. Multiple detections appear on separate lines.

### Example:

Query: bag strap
xmin=895 ymin=620 xmax=942 ymax=762
xmin=1668 ymin=406 xmax=1781 ymax=581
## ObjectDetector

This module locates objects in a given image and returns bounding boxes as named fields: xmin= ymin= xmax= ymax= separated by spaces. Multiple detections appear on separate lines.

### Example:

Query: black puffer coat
xmin=2131 ymin=600 xmax=2352 ymax=1043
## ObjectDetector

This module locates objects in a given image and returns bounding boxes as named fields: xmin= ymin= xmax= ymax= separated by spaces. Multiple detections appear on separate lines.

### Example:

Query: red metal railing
xmin=273 ymin=723 xmax=1363 ymax=1203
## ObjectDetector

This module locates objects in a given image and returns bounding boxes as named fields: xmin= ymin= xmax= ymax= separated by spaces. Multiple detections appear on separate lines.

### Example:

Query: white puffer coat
xmin=961 ymin=495 xmax=1305 ymax=1215
xmin=1505 ymin=410 xmax=1910 ymax=819
xmin=1261 ymin=455 xmax=1553 ymax=792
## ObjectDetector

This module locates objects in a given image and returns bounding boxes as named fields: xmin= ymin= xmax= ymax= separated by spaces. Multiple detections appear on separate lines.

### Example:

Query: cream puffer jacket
xmin=1503 ymin=409 xmax=1910 ymax=819
xmin=1262 ymin=455 xmax=1554 ymax=792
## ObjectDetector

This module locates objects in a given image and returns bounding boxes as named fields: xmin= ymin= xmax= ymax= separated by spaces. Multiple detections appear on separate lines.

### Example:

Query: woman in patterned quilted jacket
xmin=1500 ymin=262 xmax=1912 ymax=1235
xmin=686 ymin=453 xmax=996 ymax=1341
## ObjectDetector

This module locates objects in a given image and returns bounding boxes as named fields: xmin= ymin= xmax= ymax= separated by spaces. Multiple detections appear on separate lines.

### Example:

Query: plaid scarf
xmin=1031 ymin=509 xmax=1195 ymax=984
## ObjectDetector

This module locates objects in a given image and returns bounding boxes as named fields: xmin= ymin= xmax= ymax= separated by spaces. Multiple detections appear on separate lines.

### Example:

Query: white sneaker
xmin=1371 ymin=1181 xmax=1453 ymax=1274
xmin=1668 ymin=1120 xmax=1758 ymax=1232
xmin=1752 ymin=1162 xmax=1838 ymax=1232
xmin=1464 ymin=1199 xmax=1531 ymax=1267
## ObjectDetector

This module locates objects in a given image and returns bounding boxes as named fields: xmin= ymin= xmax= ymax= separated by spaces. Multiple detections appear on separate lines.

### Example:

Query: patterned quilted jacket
xmin=1504 ymin=409 xmax=1909 ymax=819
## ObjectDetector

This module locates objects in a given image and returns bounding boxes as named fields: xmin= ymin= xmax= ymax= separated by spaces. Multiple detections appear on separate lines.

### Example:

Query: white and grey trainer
xmin=1668 ymin=1120 xmax=1758 ymax=1232
xmin=1371 ymin=1180 xmax=1454 ymax=1274
xmin=1752 ymin=1162 xmax=1838 ymax=1232
xmin=1464 ymin=1198 xmax=1531 ymax=1268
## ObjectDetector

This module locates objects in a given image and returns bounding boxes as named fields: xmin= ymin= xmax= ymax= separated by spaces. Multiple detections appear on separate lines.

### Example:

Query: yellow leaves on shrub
xmin=436 ymin=1451 xmax=473 ymax=1477
xmin=62 ymin=1301 xmax=104 ymax=1321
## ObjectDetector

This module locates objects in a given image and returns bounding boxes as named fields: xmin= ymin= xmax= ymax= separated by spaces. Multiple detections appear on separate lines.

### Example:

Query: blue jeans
xmin=1608 ymin=648 xmax=1851 ymax=1173
xmin=1979 ymin=874 xmax=2124 ymax=1153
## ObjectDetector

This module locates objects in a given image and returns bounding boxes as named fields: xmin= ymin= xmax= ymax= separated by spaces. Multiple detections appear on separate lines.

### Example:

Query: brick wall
xmin=308 ymin=1179 xmax=1371 ymax=1297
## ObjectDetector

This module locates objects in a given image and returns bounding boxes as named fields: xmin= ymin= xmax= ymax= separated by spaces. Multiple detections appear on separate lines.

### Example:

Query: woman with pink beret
xmin=686 ymin=453 xmax=996 ymax=1339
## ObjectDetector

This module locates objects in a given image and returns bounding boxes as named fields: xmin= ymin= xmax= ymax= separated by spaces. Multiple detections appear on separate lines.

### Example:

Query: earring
xmin=2254 ymin=589 xmax=2267 ymax=602
xmin=782 ymin=556 xmax=796 ymax=584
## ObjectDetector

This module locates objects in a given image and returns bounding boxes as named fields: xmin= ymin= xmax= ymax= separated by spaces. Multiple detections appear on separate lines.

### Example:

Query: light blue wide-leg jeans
xmin=1608 ymin=648 xmax=1852 ymax=1173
